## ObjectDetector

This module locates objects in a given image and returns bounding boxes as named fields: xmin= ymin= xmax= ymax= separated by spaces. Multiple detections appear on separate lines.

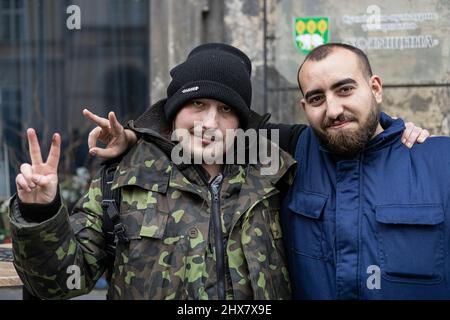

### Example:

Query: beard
xmin=313 ymin=98 xmax=381 ymax=157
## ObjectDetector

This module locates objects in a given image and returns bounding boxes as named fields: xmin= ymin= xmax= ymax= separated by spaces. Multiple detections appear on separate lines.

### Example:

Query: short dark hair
xmin=297 ymin=43 xmax=373 ymax=95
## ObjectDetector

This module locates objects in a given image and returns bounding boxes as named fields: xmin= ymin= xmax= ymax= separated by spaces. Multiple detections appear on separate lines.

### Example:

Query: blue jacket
xmin=281 ymin=115 xmax=450 ymax=299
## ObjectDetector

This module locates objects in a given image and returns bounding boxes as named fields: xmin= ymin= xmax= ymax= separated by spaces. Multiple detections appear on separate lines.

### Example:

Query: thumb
xmin=89 ymin=147 xmax=119 ymax=159
xmin=32 ymin=174 xmax=52 ymax=187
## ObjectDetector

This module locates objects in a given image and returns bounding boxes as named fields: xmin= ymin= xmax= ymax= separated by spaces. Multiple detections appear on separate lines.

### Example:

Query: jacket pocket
xmin=288 ymin=190 xmax=328 ymax=259
xmin=119 ymin=205 xmax=169 ymax=241
xmin=375 ymin=204 xmax=444 ymax=284
xmin=116 ymin=206 xmax=178 ymax=298
xmin=139 ymin=206 xmax=169 ymax=239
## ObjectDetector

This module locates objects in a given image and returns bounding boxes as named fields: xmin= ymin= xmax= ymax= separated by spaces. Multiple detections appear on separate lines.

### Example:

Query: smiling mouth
xmin=189 ymin=132 xmax=218 ymax=146
xmin=327 ymin=120 xmax=352 ymax=129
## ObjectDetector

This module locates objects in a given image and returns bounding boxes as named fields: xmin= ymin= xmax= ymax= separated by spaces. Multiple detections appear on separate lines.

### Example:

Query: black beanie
xmin=165 ymin=43 xmax=252 ymax=128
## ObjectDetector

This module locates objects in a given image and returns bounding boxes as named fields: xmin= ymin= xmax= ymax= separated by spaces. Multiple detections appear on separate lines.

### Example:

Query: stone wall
xmin=148 ymin=0 xmax=450 ymax=134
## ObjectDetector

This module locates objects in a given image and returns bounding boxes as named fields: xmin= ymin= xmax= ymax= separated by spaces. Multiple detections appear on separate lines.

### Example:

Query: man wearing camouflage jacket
xmin=9 ymin=44 xmax=295 ymax=299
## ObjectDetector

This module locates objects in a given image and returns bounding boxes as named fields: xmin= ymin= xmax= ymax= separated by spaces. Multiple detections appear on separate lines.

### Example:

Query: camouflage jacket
xmin=9 ymin=101 xmax=296 ymax=300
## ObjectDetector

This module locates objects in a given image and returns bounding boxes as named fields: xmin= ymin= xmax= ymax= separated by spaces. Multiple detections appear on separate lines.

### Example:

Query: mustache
xmin=322 ymin=112 xmax=357 ymax=128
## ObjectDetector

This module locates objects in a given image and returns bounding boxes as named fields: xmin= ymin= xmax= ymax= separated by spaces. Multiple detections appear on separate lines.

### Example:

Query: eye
xmin=338 ymin=86 xmax=354 ymax=95
xmin=191 ymin=100 xmax=204 ymax=107
xmin=308 ymin=95 xmax=324 ymax=106
xmin=220 ymin=105 xmax=232 ymax=113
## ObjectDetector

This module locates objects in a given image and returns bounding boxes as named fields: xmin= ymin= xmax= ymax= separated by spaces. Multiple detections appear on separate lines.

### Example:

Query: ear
xmin=370 ymin=75 xmax=383 ymax=104
xmin=299 ymin=97 xmax=306 ymax=112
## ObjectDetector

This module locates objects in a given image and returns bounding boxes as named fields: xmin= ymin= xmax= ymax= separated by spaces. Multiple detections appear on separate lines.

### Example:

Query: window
xmin=0 ymin=86 xmax=22 ymax=197
xmin=0 ymin=1 xmax=149 ymax=195
xmin=0 ymin=0 xmax=24 ymax=44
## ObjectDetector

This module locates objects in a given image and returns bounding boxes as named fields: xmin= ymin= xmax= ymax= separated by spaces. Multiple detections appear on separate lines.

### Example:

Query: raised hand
xmin=83 ymin=109 xmax=137 ymax=159
xmin=16 ymin=129 xmax=61 ymax=204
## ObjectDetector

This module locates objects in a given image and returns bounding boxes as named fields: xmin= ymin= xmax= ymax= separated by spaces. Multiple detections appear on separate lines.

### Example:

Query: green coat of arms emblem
xmin=294 ymin=17 xmax=329 ymax=54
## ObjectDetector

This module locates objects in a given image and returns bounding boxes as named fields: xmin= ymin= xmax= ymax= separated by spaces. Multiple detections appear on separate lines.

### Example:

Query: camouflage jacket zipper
xmin=209 ymin=174 xmax=226 ymax=300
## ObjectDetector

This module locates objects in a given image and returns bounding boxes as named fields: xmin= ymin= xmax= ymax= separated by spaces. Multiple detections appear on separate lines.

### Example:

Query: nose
xmin=325 ymin=96 xmax=344 ymax=120
xmin=202 ymin=106 xmax=219 ymax=129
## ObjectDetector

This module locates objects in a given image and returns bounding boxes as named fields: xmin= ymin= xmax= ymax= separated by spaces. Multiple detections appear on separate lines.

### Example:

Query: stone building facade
xmin=0 ymin=0 xmax=449 ymax=199
xmin=149 ymin=0 xmax=449 ymax=134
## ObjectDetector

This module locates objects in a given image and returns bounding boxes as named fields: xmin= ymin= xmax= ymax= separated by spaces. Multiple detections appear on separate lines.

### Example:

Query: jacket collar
xmin=111 ymin=139 xmax=172 ymax=194
xmin=364 ymin=112 xmax=405 ymax=152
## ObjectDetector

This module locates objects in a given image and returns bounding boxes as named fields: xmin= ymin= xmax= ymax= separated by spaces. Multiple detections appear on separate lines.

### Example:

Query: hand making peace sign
xmin=16 ymin=128 xmax=61 ymax=204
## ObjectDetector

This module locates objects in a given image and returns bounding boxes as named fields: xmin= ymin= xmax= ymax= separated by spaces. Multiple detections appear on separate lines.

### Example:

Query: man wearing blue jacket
xmin=281 ymin=43 xmax=450 ymax=299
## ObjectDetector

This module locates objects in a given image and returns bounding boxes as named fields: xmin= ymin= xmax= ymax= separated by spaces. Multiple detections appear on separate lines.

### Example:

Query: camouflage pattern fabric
xmin=9 ymin=105 xmax=296 ymax=300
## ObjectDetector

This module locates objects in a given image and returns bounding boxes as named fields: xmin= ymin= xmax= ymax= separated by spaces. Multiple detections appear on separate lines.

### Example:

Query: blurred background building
xmin=0 ymin=0 xmax=449 ymax=202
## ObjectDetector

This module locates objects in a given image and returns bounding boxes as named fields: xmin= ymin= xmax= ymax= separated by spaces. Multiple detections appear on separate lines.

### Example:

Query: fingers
xmin=406 ymin=127 xmax=422 ymax=148
xmin=402 ymin=122 xmax=422 ymax=148
xmin=417 ymin=129 xmax=430 ymax=143
xmin=17 ymin=172 xmax=52 ymax=195
xmin=16 ymin=174 xmax=32 ymax=192
xmin=108 ymin=112 xmax=124 ymax=137
xmin=19 ymin=163 xmax=35 ymax=189
xmin=89 ymin=146 xmax=119 ymax=159
xmin=402 ymin=123 xmax=414 ymax=148
xmin=27 ymin=128 xmax=43 ymax=165
xmin=88 ymin=126 xmax=102 ymax=151
xmin=83 ymin=109 xmax=110 ymax=129
xmin=46 ymin=133 xmax=61 ymax=169
xmin=30 ymin=174 xmax=52 ymax=187
xmin=88 ymin=126 xmax=119 ymax=158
